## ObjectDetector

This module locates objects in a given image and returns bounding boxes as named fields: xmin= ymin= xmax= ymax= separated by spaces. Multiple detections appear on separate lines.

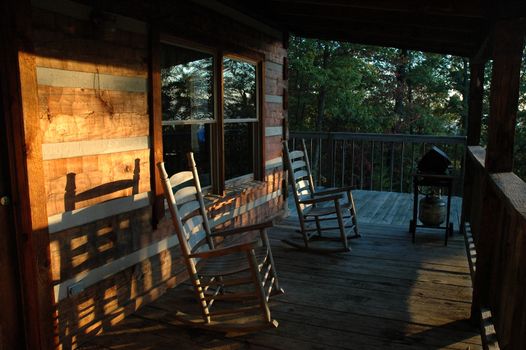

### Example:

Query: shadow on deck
xmin=81 ymin=191 xmax=480 ymax=350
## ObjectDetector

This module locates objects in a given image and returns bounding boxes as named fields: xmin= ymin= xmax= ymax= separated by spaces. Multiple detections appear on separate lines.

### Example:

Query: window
xmin=159 ymin=40 xmax=262 ymax=193
xmin=160 ymin=44 xmax=214 ymax=187
xmin=223 ymin=57 xmax=258 ymax=180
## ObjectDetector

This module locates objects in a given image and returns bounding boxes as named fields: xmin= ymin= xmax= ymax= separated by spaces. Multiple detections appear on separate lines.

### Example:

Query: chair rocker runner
xmin=283 ymin=140 xmax=360 ymax=253
xmin=157 ymin=153 xmax=283 ymax=335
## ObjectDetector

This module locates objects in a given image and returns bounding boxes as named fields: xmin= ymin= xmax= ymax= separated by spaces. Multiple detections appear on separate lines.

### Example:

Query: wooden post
xmin=466 ymin=60 xmax=486 ymax=146
xmin=0 ymin=1 xmax=55 ymax=349
xmin=148 ymin=25 xmax=165 ymax=227
xmin=485 ymin=20 xmax=525 ymax=173
xmin=462 ymin=60 xmax=486 ymax=226
xmin=472 ymin=18 xmax=525 ymax=324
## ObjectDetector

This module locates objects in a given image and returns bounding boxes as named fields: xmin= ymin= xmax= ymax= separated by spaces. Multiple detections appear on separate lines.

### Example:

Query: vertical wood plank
xmin=149 ymin=25 xmax=164 ymax=226
xmin=466 ymin=60 xmax=486 ymax=146
xmin=258 ymin=60 xmax=266 ymax=180
xmin=216 ymin=50 xmax=225 ymax=195
xmin=0 ymin=41 xmax=26 ymax=350
xmin=0 ymin=0 xmax=55 ymax=348
xmin=485 ymin=20 xmax=525 ymax=173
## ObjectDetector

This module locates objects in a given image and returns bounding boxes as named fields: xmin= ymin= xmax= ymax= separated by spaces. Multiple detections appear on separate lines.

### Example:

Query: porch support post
xmin=0 ymin=0 xmax=55 ymax=348
xmin=471 ymin=19 xmax=525 ymax=322
xmin=484 ymin=20 xmax=525 ymax=173
xmin=466 ymin=60 xmax=486 ymax=146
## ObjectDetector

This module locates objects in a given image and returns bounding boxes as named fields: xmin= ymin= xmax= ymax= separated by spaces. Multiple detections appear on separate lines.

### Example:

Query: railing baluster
xmin=370 ymin=141 xmax=375 ymax=190
xmin=390 ymin=142 xmax=395 ymax=192
xmin=411 ymin=142 xmax=415 ymax=176
xmin=351 ymin=140 xmax=355 ymax=187
xmin=330 ymin=137 xmax=336 ymax=186
xmin=400 ymin=142 xmax=405 ymax=193
xmin=360 ymin=141 xmax=365 ymax=190
xmin=341 ymin=140 xmax=346 ymax=187
xmin=380 ymin=141 xmax=384 ymax=192
xmin=318 ymin=137 xmax=323 ymax=186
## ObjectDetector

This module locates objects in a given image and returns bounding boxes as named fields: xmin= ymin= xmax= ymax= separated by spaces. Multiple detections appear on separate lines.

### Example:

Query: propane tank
xmin=418 ymin=194 xmax=446 ymax=226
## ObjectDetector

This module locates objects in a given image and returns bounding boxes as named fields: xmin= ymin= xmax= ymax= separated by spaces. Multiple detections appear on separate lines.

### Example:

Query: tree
xmin=288 ymin=36 xmax=471 ymax=136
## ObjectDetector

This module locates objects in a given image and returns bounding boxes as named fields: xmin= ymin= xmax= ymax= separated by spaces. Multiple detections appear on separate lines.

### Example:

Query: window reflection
xmin=223 ymin=58 xmax=256 ymax=120
xmin=224 ymin=123 xmax=253 ymax=180
xmin=161 ymin=44 xmax=214 ymax=186
xmin=161 ymin=44 xmax=214 ymax=121
xmin=162 ymin=124 xmax=211 ymax=186
xmin=223 ymin=57 xmax=257 ymax=180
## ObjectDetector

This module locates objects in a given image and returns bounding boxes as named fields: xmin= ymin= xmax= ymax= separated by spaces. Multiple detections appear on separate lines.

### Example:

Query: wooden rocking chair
xmin=282 ymin=140 xmax=360 ymax=253
xmin=157 ymin=153 xmax=283 ymax=335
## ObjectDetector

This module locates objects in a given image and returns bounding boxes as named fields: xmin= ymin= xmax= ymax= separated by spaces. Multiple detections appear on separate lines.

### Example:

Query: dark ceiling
xmin=216 ymin=0 xmax=526 ymax=57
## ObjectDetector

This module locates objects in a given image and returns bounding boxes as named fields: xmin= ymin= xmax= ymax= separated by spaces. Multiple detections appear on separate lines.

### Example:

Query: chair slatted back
xmin=158 ymin=153 xmax=214 ymax=260
xmin=283 ymin=140 xmax=317 ymax=212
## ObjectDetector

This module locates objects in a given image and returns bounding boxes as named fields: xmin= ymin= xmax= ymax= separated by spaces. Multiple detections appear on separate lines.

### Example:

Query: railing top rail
xmin=290 ymin=131 xmax=467 ymax=145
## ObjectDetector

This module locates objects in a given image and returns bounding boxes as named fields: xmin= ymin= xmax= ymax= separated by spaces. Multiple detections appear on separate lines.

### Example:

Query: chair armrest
xmin=313 ymin=186 xmax=354 ymax=196
xmin=189 ymin=239 xmax=262 ymax=259
xmin=210 ymin=220 xmax=274 ymax=238
xmin=299 ymin=192 xmax=343 ymax=205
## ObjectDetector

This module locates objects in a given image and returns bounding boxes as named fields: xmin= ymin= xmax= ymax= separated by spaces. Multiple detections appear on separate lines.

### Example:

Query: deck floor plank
xmin=80 ymin=191 xmax=480 ymax=350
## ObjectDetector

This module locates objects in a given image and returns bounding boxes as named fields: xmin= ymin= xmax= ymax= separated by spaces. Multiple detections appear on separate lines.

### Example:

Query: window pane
xmin=161 ymin=44 xmax=214 ymax=121
xmin=162 ymin=124 xmax=212 ymax=187
xmin=224 ymin=122 xmax=253 ymax=179
xmin=223 ymin=58 xmax=256 ymax=120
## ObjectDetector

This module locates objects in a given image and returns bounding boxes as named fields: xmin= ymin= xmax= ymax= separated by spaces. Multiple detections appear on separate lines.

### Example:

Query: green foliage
xmin=288 ymin=37 xmax=470 ymax=136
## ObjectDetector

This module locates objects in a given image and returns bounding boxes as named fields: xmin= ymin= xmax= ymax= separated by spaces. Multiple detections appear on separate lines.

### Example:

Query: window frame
xmin=154 ymin=34 xmax=265 ymax=199
xmin=222 ymin=54 xmax=261 ymax=185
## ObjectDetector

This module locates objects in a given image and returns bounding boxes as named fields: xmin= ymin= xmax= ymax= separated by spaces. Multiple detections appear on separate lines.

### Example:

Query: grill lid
xmin=417 ymin=146 xmax=451 ymax=174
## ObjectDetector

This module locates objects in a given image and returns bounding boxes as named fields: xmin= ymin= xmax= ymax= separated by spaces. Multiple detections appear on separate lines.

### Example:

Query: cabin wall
xmin=30 ymin=1 xmax=286 ymax=348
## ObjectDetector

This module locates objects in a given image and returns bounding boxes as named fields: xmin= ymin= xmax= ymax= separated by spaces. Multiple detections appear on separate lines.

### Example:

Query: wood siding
xmin=30 ymin=0 xmax=286 ymax=348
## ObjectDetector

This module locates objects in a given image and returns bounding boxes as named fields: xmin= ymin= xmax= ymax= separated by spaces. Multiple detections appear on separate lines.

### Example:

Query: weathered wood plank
xmin=38 ymin=86 xmax=148 ymax=143
xmin=84 ymin=215 xmax=480 ymax=350
xmin=43 ymin=149 xmax=150 ymax=216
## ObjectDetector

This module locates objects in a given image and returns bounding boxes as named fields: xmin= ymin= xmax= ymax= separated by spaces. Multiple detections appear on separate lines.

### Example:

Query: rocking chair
xmin=157 ymin=153 xmax=283 ymax=335
xmin=282 ymin=140 xmax=360 ymax=253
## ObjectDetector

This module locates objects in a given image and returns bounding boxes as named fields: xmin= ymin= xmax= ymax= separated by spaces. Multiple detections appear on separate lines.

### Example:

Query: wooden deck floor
xmin=81 ymin=191 xmax=480 ymax=350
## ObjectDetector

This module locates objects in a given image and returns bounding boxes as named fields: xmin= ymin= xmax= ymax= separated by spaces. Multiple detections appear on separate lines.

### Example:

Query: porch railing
xmin=289 ymin=132 xmax=467 ymax=196
xmin=463 ymin=146 xmax=526 ymax=349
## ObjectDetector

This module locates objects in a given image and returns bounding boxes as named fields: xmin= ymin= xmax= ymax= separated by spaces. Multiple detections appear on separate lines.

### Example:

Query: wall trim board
xmin=48 ymin=192 xmax=151 ymax=233
xmin=265 ymin=94 xmax=283 ymax=104
xmin=53 ymin=189 xmax=282 ymax=301
xmin=42 ymin=136 xmax=150 ymax=160
xmin=190 ymin=0 xmax=282 ymax=40
xmin=36 ymin=67 xmax=148 ymax=92
xmin=265 ymin=126 xmax=282 ymax=137
xmin=265 ymin=156 xmax=283 ymax=170
xmin=32 ymin=0 xmax=147 ymax=34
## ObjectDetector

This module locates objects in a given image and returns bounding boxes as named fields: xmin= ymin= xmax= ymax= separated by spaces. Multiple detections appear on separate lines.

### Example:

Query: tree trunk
xmin=460 ymin=58 xmax=470 ymax=133
xmin=393 ymin=49 xmax=408 ymax=133
xmin=311 ymin=42 xmax=331 ymax=185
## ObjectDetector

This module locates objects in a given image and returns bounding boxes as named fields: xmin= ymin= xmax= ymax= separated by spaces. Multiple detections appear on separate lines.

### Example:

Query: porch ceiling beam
xmin=266 ymin=0 xmax=487 ymax=19
xmin=290 ymin=27 xmax=478 ymax=57
xmin=284 ymin=20 xmax=483 ymax=46
xmin=270 ymin=5 xmax=487 ymax=34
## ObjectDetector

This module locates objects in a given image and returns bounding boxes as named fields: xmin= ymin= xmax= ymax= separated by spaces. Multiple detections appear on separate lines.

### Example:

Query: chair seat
xmin=198 ymin=246 xmax=269 ymax=276
xmin=305 ymin=201 xmax=353 ymax=218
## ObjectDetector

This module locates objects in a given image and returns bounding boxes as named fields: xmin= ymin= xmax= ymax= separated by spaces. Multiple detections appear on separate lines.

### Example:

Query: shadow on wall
xmin=51 ymin=158 xmax=181 ymax=348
